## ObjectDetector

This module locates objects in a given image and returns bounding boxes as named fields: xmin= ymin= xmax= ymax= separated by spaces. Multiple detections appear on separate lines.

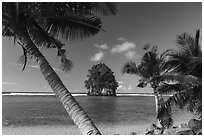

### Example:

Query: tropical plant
xmin=85 ymin=63 xmax=118 ymax=96
xmin=122 ymin=45 xmax=168 ymax=127
xmin=3 ymin=2 xmax=117 ymax=135
xmin=151 ymin=30 xmax=202 ymax=129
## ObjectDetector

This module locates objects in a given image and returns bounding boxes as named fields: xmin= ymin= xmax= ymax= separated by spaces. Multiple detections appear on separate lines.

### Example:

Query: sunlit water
xmin=2 ymin=95 xmax=193 ymax=129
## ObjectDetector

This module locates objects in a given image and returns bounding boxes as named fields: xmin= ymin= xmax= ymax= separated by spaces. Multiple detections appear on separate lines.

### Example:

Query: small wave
xmin=2 ymin=93 xmax=172 ymax=97
xmin=117 ymin=93 xmax=154 ymax=96
xmin=2 ymin=93 xmax=87 ymax=96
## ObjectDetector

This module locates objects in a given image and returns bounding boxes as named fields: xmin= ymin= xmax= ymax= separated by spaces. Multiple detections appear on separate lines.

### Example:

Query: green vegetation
xmin=122 ymin=45 xmax=168 ymax=127
xmin=3 ymin=2 xmax=117 ymax=135
xmin=122 ymin=30 xmax=202 ymax=133
xmin=85 ymin=63 xmax=118 ymax=96
xmin=151 ymin=30 xmax=202 ymax=129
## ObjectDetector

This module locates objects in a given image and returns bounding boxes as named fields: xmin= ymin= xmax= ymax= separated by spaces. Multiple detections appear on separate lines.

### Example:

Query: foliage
xmin=85 ymin=63 xmax=118 ymax=96
xmin=2 ymin=2 xmax=117 ymax=72
xmin=151 ymin=30 xmax=202 ymax=128
xmin=122 ymin=45 xmax=167 ymax=91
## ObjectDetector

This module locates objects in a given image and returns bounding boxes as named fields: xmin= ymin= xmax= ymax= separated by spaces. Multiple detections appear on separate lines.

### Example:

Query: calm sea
xmin=2 ymin=94 xmax=194 ymax=131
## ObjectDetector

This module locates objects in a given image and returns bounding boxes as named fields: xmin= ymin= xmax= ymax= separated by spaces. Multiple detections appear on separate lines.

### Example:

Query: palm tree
xmin=3 ymin=2 xmax=117 ymax=135
xmin=122 ymin=45 xmax=167 ymax=127
xmin=151 ymin=30 xmax=202 ymax=129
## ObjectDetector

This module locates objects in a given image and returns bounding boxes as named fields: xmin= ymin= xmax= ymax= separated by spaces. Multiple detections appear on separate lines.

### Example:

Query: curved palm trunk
xmin=15 ymin=29 xmax=101 ymax=135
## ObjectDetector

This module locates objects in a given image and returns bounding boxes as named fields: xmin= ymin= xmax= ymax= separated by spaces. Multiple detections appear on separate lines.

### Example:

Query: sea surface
xmin=2 ymin=94 xmax=194 ymax=134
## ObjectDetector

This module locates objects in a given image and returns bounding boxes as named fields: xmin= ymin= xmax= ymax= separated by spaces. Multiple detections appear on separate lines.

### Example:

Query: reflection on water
xmin=2 ymin=96 xmax=193 ymax=127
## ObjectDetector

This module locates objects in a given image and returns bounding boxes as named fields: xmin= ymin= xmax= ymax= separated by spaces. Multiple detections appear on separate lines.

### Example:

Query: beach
xmin=2 ymin=95 xmax=194 ymax=135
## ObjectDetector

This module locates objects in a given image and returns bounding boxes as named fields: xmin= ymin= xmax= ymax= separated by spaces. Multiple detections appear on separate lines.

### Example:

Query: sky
xmin=2 ymin=2 xmax=202 ymax=93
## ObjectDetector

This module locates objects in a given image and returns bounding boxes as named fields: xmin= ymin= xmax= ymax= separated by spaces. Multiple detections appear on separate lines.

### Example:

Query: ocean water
xmin=2 ymin=95 xmax=194 ymax=131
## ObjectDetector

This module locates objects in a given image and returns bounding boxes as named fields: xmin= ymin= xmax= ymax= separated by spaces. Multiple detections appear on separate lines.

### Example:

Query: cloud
xmin=118 ymin=37 xmax=126 ymax=41
xmin=124 ymin=50 xmax=139 ymax=59
xmin=94 ymin=43 xmax=109 ymax=50
xmin=111 ymin=41 xmax=136 ymax=53
xmin=90 ymin=51 xmax=104 ymax=62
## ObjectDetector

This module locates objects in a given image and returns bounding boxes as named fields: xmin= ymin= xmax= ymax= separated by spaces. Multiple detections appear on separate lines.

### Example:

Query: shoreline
xmin=3 ymin=118 xmax=192 ymax=135
xmin=2 ymin=92 xmax=172 ymax=97
xmin=2 ymin=124 xmax=152 ymax=135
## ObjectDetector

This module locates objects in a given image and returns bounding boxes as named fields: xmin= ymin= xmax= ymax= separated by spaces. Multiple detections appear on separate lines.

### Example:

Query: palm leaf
xmin=122 ymin=62 xmax=139 ymax=75
xmin=46 ymin=15 xmax=102 ymax=41
xmin=157 ymin=98 xmax=173 ymax=128
xmin=177 ymin=33 xmax=195 ymax=55
xmin=158 ymin=89 xmax=193 ymax=128
xmin=58 ymin=58 xmax=73 ymax=73
xmin=39 ymin=3 xmax=117 ymax=17
xmin=151 ymin=75 xmax=201 ymax=88
xmin=157 ymin=83 xmax=184 ymax=94
xmin=26 ymin=19 xmax=64 ymax=49
xmin=57 ymin=49 xmax=73 ymax=73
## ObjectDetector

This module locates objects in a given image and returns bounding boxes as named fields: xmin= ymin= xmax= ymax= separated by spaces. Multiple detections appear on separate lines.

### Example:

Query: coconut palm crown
xmin=151 ymin=30 xmax=202 ymax=129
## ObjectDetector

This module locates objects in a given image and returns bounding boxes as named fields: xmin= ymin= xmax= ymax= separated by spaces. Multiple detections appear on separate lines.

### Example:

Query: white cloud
xmin=94 ymin=43 xmax=109 ymax=50
xmin=118 ymin=37 xmax=126 ymax=41
xmin=125 ymin=50 xmax=139 ymax=59
xmin=90 ymin=51 xmax=104 ymax=62
xmin=111 ymin=41 xmax=136 ymax=53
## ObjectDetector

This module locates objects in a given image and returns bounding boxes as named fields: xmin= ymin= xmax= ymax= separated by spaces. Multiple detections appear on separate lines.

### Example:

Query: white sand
xmin=2 ymin=124 xmax=150 ymax=135
xmin=2 ymin=113 xmax=194 ymax=135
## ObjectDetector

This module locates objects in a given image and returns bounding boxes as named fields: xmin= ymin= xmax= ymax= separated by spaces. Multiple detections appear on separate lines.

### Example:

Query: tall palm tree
xmin=122 ymin=45 xmax=167 ymax=127
xmin=3 ymin=2 xmax=117 ymax=135
xmin=151 ymin=30 xmax=202 ymax=128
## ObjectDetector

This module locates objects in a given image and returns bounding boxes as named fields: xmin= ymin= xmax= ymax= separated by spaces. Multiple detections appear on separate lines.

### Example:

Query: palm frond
xmin=26 ymin=19 xmax=64 ymax=49
xmin=17 ymin=42 xmax=28 ymax=71
xmin=157 ymin=98 xmax=173 ymax=128
xmin=59 ymin=58 xmax=73 ymax=73
xmin=177 ymin=33 xmax=195 ymax=55
xmin=150 ymin=45 xmax=158 ymax=55
xmin=187 ymin=57 xmax=202 ymax=77
xmin=121 ymin=62 xmax=139 ymax=75
xmin=57 ymin=49 xmax=73 ymax=73
xmin=137 ymin=81 xmax=148 ymax=88
xmin=157 ymin=83 xmax=184 ymax=94
xmin=46 ymin=15 xmax=102 ymax=41
xmin=39 ymin=2 xmax=117 ymax=17
xmin=151 ymin=74 xmax=201 ymax=88
xmin=158 ymin=89 xmax=193 ymax=128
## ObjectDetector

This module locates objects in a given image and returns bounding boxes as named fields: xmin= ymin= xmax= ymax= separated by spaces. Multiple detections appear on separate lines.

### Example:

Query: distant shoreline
xmin=2 ymin=92 xmax=172 ymax=97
